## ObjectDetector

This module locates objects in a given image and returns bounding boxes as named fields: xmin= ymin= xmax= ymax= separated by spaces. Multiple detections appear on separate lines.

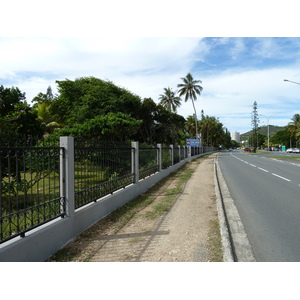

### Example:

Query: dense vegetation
xmin=2 ymin=75 xmax=300 ymax=150
xmin=240 ymin=122 xmax=300 ymax=149
xmin=0 ymin=75 xmax=232 ymax=147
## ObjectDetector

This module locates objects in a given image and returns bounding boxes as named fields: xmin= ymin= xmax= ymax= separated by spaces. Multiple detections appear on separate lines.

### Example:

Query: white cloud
xmin=178 ymin=64 xmax=300 ymax=133
xmin=1 ymin=37 xmax=300 ymax=135
xmin=0 ymin=37 xmax=202 ymax=101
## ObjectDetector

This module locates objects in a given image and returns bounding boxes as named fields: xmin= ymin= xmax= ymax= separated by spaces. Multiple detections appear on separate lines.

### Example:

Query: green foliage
xmin=158 ymin=87 xmax=181 ymax=113
xmin=269 ymin=129 xmax=292 ymax=146
xmin=52 ymin=112 xmax=142 ymax=141
xmin=134 ymin=98 xmax=186 ymax=145
xmin=198 ymin=114 xmax=229 ymax=147
xmin=32 ymin=86 xmax=54 ymax=105
xmin=53 ymin=77 xmax=142 ymax=125
xmin=287 ymin=113 xmax=300 ymax=146
xmin=248 ymin=133 xmax=266 ymax=148
xmin=177 ymin=73 xmax=203 ymax=141
xmin=0 ymin=85 xmax=44 ymax=137
xmin=177 ymin=73 xmax=203 ymax=103
xmin=231 ymin=140 xmax=240 ymax=148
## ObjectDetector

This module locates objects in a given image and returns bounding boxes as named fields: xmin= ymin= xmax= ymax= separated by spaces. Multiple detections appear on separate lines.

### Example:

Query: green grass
xmin=208 ymin=219 xmax=223 ymax=262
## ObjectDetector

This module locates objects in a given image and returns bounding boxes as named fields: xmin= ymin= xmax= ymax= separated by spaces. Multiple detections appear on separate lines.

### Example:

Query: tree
xmin=32 ymin=85 xmax=54 ymax=105
xmin=251 ymin=101 xmax=260 ymax=152
xmin=51 ymin=78 xmax=188 ymax=145
xmin=51 ymin=112 xmax=142 ymax=142
xmin=133 ymin=98 xmax=186 ymax=145
xmin=35 ymin=102 xmax=63 ymax=136
xmin=154 ymin=104 xmax=186 ymax=145
xmin=287 ymin=113 xmax=300 ymax=147
xmin=269 ymin=129 xmax=291 ymax=148
xmin=135 ymin=98 xmax=157 ymax=144
xmin=52 ymin=77 xmax=142 ymax=126
xmin=177 ymin=73 xmax=203 ymax=145
xmin=0 ymin=85 xmax=43 ymax=138
xmin=185 ymin=115 xmax=196 ymax=137
xmin=158 ymin=87 xmax=181 ymax=113
xmin=248 ymin=133 xmax=266 ymax=149
xmin=199 ymin=115 xmax=211 ymax=146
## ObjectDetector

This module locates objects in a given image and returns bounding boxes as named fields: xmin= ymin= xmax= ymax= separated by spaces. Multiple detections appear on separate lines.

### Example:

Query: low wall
xmin=0 ymin=154 xmax=208 ymax=262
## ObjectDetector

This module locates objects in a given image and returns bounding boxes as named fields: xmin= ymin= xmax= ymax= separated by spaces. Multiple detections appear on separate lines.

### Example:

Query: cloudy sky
xmin=1 ymin=37 xmax=300 ymax=134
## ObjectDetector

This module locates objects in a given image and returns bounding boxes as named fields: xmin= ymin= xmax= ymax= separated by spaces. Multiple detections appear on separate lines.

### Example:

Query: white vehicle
xmin=293 ymin=148 xmax=300 ymax=153
xmin=286 ymin=148 xmax=294 ymax=153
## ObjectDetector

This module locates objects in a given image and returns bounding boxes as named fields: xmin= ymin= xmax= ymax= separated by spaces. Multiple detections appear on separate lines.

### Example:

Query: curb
xmin=214 ymin=154 xmax=256 ymax=262
xmin=214 ymin=156 xmax=235 ymax=262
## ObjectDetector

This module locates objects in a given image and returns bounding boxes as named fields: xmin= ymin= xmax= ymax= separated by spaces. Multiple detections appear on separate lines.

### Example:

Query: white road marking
xmin=272 ymin=173 xmax=291 ymax=182
xmin=230 ymin=152 xmax=296 ymax=184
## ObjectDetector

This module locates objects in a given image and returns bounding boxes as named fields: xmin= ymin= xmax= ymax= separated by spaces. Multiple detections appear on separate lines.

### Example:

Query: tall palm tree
xmin=177 ymin=73 xmax=203 ymax=145
xmin=158 ymin=87 xmax=181 ymax=113
xmin=287 ymin=113 xmax=300 ymax=146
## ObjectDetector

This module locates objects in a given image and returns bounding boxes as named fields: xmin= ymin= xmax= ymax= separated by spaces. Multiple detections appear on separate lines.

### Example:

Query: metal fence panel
xmin=1 ymin=137 xmax=212 ymax=245
xmin=0 ymin=137 xmax=64 ymax=244
xmin=74 ymin=141 xmax=134 ymax=209
xmin=139 ymin=147 xmax=159 ymax=179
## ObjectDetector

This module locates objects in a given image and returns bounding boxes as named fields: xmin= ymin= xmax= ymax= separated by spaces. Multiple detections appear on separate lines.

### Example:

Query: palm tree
xmin=287 ymin=113 xmax=300 ymax=146
xmin=158 ymin=87 xmax=181 ymax=113
xmin=177 ymin=73 xmax=203 ymax=145
xmin=36 ymin=102 xmax=63 ymax=136
xmin=185 ymin=115 xmax=197 ymax=137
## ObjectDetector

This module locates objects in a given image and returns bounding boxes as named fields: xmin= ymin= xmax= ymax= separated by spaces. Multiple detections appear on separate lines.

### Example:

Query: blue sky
xmin=1 ymin=0 xmax=299 ymax=291
xmin=1 ymin=37 xmax=300 ymax=135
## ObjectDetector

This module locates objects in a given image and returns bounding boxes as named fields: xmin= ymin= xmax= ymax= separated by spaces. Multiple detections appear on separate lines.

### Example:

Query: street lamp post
xmin=284 ymin=79 xmax=300 ymax=85
xmin=284 ymin=79 xmax=300 ymax=149
xmin=259 ymin=113 xmax=277 ymax=151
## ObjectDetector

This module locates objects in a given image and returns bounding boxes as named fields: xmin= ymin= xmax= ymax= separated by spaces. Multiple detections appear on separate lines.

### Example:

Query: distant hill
xmin=240 ymin=125 xmax=285 ymax=140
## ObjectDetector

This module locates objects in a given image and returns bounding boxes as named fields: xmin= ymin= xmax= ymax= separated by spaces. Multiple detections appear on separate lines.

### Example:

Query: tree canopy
xmin=53 ymin=77 xmax=142 ymax=125
xmin=48 ymin=77 xmax=187 ymax=144
xmin=0 ymin=74 xmax=254 ymax=148
xmin=0 ymin=85 xmax=43 ymax=138
xmin=177 ymin=73 xmax=203 ymax=141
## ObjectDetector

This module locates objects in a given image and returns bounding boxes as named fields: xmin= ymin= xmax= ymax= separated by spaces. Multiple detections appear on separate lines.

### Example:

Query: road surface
xmin=218 ymin=150 xmax=300 ymax=261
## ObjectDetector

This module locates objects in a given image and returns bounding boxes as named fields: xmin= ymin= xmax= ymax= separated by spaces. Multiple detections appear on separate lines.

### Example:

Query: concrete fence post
xmin=60 ymin=136 xmax=75 ymax=218
xmin=157 ymin=143 xmax=162 ymax=172
xmin=131 ymin=141 xmax=139 ymax=183
xmin=170 ymin=145 xmax=174 ymax=166
xmin=188 ymin=146 xmax=192 ymax=162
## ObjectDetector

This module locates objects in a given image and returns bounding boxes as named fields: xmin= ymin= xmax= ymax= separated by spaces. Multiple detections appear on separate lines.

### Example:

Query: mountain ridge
xmin=240 ymin=125 xmax=285 ymax=141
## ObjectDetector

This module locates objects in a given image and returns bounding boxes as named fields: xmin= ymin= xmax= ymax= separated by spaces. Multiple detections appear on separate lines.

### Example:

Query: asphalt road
xmin=218 ymin=150 xmax=300 ymax=262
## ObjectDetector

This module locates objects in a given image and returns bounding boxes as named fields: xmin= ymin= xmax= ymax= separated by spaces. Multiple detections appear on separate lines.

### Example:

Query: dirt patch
xmin=47 ymin=154 xmax=222 ymax=262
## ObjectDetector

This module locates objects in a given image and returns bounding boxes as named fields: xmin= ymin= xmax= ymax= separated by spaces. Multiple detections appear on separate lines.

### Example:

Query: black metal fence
xmin=139 ymin=146 xmax=159 ymax=179
xmin=1 ymin=135 xmax=216 ymax=244
xmin=74 ymin=141 xmax=134 ymax=209
xmin=0 ymin=137 xmax=64 ymax=244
